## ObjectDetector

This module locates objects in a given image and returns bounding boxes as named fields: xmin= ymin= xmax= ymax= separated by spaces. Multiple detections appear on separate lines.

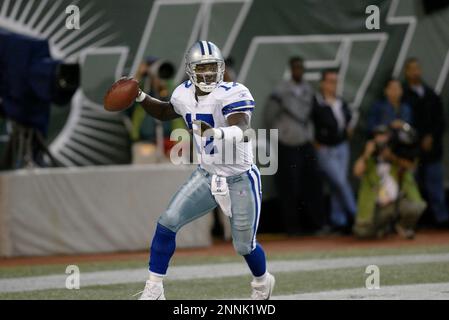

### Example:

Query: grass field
xmin=1 ymin=232 xmax=449 ymax=300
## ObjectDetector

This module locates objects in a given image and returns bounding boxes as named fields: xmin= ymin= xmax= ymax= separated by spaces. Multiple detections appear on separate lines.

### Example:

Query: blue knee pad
xmin=243 ymin=243 xmax=267 ymax=277
xmin=149 ymin=223 xmax=177 ymax=275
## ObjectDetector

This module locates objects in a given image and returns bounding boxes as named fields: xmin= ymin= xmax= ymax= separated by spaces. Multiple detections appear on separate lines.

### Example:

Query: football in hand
xmin=104 ymin=77 xmax=140 ymax=112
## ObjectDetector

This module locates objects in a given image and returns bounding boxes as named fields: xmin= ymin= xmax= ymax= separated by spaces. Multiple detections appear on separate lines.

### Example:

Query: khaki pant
xmin=354 ymin=198 xmax=427 ymax=238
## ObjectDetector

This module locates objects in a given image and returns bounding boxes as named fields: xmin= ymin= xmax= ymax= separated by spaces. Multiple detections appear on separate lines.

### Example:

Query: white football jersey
xmin=170 ymin=80 xmax=255 ymax=176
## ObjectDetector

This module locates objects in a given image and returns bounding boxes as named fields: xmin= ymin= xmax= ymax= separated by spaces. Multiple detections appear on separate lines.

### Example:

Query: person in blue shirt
xmin=367 ymin=78 xmax=413 ymax=136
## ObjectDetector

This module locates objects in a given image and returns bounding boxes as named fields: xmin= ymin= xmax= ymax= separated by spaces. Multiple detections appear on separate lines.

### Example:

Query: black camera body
xmin=389 ymin=124 xmax=420 ymax=161
xmin=373 ymin=123 xmax=419 ymax=162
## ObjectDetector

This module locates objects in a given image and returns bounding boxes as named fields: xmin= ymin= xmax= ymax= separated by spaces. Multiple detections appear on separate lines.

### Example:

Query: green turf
xmin=1 ymin=244 xmax=449 ymax=279
xmin=1 ymin=261 xmax=449 ymax=300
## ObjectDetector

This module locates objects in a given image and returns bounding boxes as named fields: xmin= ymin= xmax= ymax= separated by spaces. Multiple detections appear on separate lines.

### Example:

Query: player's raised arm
xmin=135 ymin=89 xmax=181 ymax=121
xmin=103 ymin=77 xmax=180 ymax=121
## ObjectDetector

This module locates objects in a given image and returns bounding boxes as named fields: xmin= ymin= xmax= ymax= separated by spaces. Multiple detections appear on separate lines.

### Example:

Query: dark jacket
xmin=367 ymin=99 xmax=413 ymax=135
xmin=312 ymin=94 xmax=352 ymax=146
xmin=403 ymin=83 xmax=445 ymax=162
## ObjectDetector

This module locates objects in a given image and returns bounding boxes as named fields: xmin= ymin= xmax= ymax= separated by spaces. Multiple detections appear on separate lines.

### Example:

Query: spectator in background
xmin=127 ymin=57 xmax=180 ymax=164
xmin=130 ymin=57 xmax=173 ymax=143
xmin=224 ymin=57 xmax=237 ymax=82
xmin=367 ymin=78 xmax=412 ymax=135
xmin=265 ymin=56 xmax=325 ymax=235
xmin=353 ymin=124 xmax=426 ymax=239
xmin=403 ymin=58 xmax=449 ymax=227
xmin=312 ymin=69 xmax=356 ymax=233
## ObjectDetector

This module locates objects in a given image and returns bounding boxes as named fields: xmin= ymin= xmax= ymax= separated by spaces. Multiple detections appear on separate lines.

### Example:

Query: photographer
xmin=129 ymin=57 xmax=174 ymax=142
xmin=127 ymin=57 xmax=178 ymax=163
xmin=353 ymin=124 xmax=426 ymax=239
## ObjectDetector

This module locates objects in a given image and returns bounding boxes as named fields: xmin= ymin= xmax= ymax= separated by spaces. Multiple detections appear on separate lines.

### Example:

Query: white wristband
xmin=135 ymin=91 xmax=146 ymax=102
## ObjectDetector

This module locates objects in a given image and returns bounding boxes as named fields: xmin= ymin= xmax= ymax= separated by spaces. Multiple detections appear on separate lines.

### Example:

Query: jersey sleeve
xmin=169 ymin=81 xmax=189 ymax=116
xmin=220 ymin=83 xmax=255 ymax=118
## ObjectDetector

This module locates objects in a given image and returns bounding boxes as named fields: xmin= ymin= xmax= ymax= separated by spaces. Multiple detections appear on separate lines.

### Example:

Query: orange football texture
xmin=104 ymin=78 xmax=140 ymax=112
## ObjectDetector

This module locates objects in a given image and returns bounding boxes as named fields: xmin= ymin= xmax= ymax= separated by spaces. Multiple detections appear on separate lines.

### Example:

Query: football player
xmin=134 ymin=41 xmax=274 ymax=300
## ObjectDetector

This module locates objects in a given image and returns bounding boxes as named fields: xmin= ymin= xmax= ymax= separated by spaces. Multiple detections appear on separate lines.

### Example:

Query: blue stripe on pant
xmin=244 ymin=166 xmax=266 ymax=277
xmin=150 ymin=166 xmax=264 ymax=275
xmin=247 ymin=165 xmax=261 ymax=250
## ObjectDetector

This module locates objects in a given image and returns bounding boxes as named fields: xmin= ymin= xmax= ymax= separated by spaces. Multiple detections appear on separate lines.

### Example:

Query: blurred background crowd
xmin=264 ymin=56 xmax=447 ymax=239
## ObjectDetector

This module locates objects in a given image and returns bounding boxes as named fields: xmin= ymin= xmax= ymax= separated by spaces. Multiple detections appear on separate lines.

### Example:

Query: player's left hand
xmin=192 ymin=119 xmax=214 ymax=137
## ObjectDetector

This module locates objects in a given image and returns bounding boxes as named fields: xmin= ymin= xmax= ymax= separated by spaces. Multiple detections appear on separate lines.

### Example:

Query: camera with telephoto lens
xmin=372 ymin=125 xmax=389 ymax=157
xmin=389 ymin=122 xmax=419 ymax=161
xmin=372 ymin=123 xmax=419 ymax=162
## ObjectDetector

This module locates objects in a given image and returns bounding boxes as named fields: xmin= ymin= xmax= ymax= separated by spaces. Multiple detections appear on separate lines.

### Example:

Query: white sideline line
xmin=272 ymin=282 xmax=449 ymax=300
xmin=1 ymin=253 xmax=449 ymax=294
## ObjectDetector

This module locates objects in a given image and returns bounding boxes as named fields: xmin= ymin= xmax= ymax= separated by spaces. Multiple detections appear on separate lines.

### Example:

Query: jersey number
xmin=218 ymin=82 xmax=238 ymax=91
xmin=186 ymin=113 xmax=216 ymax=155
